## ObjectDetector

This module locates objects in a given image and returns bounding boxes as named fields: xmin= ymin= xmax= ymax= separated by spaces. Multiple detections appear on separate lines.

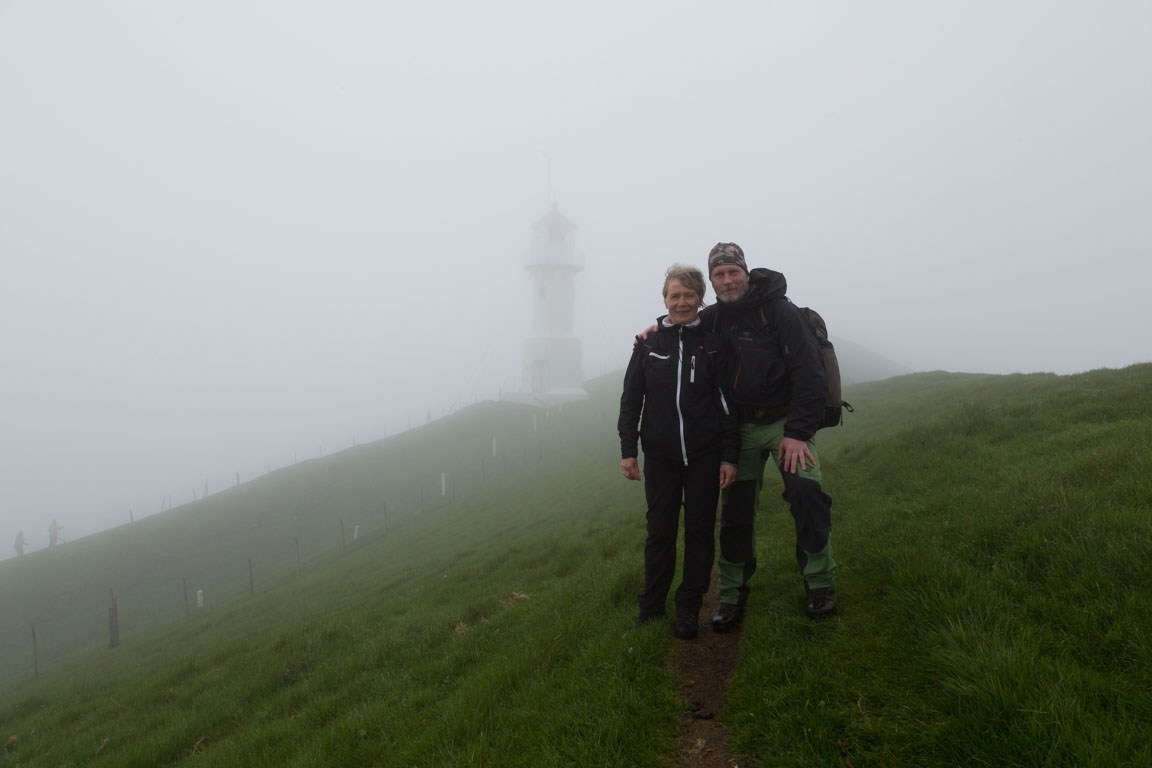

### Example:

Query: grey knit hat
xmin=707 ymin=242 xmax=747 ymax=276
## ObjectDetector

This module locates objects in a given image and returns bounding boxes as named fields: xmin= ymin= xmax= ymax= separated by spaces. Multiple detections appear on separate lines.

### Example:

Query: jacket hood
xmin=718 ymin=267 xmax=787 ymax=312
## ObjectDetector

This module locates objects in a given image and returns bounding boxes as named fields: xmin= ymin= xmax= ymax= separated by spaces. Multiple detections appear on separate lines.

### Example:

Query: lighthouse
xmin=521 ymin=203 xmax=587 ymax=405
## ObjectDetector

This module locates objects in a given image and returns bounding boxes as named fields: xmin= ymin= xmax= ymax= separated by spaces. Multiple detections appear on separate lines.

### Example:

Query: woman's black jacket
xmin=618 ymin=318 xmax=740 ymax=466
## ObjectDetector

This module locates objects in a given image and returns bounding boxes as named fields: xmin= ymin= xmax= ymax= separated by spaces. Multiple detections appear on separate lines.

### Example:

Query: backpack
xmin=757 ymin=301 xmax=853 ymax=430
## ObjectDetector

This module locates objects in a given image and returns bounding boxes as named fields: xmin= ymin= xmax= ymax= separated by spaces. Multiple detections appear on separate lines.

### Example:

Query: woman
xmin=617 ymin=264 xmax=739 ymax=639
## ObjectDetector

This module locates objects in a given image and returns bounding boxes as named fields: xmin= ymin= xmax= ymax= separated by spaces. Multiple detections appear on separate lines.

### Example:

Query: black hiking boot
xmin=711 ymin=602 xmax=743 ymax=634
xmin=806 ymin=586 xmax=836 ymax=619
xmin=673 ymin=614 xmax=699 ymax=640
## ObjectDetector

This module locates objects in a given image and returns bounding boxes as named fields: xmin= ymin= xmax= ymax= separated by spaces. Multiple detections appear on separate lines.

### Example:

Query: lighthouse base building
xmin=522 ymin=336 xmax=587 ymax=406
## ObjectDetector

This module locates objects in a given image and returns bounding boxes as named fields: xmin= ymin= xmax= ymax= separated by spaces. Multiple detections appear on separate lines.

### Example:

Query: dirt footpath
xmin=672 ymin=572 xmax=744 ymax=768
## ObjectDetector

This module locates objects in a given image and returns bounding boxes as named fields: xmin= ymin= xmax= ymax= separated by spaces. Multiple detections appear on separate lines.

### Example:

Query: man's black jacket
xmin=618 ymin=319 xmax=740 ymax=466
xmin=700 ymin=268 xmax=826 ymax=442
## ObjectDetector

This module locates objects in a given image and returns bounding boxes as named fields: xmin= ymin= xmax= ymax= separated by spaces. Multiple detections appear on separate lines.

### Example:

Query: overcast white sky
xmin=2 ymin=1 xmax=1149 ymax=552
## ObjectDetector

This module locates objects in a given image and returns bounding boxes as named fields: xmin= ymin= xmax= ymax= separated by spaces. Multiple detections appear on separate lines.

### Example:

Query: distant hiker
xmin=14 ymin=531 xmax=25 ymax=557
xmin=618 ymin=264 xmax=739 ymax=640
xmin=48 ymin=519 xmax=62 ymax=547
xmin=638 ymin=243 xmax=838 ymax=627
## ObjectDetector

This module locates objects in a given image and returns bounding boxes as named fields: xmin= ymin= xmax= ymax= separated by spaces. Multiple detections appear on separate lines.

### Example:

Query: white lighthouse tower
xmin=521 ymin=203 xmax=587 ymax=405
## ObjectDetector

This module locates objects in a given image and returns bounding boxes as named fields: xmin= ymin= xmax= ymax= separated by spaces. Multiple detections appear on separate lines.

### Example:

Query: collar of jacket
xmin=659 ymin=315 xmax=702 ymax=329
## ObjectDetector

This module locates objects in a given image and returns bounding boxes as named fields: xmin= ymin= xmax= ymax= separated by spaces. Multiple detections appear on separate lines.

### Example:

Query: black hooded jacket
xmin=700 ymin=268 xmax=826 ymax=441
xmin=618 ymin=318 xmax=739 ymax=466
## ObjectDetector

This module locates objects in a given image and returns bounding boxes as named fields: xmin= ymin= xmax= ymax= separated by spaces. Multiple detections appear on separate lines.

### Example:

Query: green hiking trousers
xmin=717 ymin=419 xmax=836 ymax=604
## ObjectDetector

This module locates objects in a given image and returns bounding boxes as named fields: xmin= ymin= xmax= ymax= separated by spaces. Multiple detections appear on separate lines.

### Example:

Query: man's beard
xmin=716 ymin=285 xmax=750 ymax=304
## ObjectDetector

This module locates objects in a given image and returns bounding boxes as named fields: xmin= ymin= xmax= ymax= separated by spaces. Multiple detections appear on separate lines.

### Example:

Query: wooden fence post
xmin=295 ymin=538 xmax=302 ymax=575
xmin=183 ymin=576 xmax=190 ymax=619
xmin=31 ymin=623 xmax=39 ymax=681
xmin=248 ymin=557 xmax=255 ymax=597
xmin=108 ymin=589 xmax=120 ymax=648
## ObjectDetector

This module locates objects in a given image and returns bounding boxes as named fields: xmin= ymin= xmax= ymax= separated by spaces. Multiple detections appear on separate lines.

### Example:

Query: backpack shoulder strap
xmin=757 ymin=297 xmax=791 ymax=331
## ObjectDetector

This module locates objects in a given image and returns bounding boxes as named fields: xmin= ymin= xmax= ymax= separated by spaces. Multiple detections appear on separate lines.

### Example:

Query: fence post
xmin=31 ymin=623 xmax=39 ymax=681
xmin=340 ymin=519 xmax=347 ymax=553
xmin=295 ymin=538 xmax=302 ymax=575
xmin=248 ymin=557 xmax=255 ymax=597
xmin=183 ymin=576 xmax=190 ymax=619
xmin=108 ymin=589 xmax=120 ymax=648
xmin=383 ymin=501 xmax=388 ymax=533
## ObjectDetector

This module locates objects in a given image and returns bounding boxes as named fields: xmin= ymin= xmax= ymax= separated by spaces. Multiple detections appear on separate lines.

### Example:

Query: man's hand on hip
xmin=633 ymin=325 xmax=658 ymax=345
xmin=778 ymin=437 xmax=814 ymax=474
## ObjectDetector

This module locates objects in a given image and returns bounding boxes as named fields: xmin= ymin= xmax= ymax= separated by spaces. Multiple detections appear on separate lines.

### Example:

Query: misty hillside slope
xmin=834 ymin=337 xmax=913 ymax=385
xmin=0 ymin=396 xmax=595 ymax=685
xmin=1 ymin=377 xmax=682 ymax=767
xmin=1 ymin=365 xmax=1150 ymax=767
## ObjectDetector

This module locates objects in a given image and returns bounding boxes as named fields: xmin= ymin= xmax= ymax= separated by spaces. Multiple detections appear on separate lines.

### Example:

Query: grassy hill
xmin=1 ymin=364 xmax=1150 ymax=766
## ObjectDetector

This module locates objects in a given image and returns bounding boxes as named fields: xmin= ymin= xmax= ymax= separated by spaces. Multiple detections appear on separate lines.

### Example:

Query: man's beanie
xmin=708 ymin=242 xmax=747 ymax=276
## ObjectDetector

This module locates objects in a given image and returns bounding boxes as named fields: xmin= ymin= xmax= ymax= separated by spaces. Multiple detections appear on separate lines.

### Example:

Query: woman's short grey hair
xmin=662 ymin=263 xmax=707 ymax=306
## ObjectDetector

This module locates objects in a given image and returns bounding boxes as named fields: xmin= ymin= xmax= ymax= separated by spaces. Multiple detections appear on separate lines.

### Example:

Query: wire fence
xmin=0 ymin=403 xmax=593 ymax=692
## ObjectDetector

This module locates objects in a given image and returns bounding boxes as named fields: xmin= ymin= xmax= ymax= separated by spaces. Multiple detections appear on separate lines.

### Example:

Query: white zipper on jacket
xmin=690 ymin=354 xmax=696 ymax=383
xmin=675 ymin=326 xmax=688 ymax=466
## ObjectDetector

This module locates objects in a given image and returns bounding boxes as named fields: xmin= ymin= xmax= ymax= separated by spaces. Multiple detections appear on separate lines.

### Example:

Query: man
xmin=701 ymin=242 xmax=837 ymax=629
xmin=49 ymin=519 xmax=62 ymax=547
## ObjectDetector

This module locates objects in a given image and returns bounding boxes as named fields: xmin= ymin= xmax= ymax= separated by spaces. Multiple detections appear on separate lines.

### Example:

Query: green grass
xmin=726 ymin=365 xmax=1152 ymax=767
xmin=1 ymin=365 xmax=1151 ymax=766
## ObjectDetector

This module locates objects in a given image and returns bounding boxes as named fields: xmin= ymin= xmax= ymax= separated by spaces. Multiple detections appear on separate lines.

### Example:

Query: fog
xmin=2 ymin=1 xmax=1149 ymax=553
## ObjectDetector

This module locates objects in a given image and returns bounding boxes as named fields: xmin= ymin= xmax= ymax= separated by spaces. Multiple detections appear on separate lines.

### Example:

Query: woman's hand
xmin=719 ymin=463 xmax=736 ymax=490
xmin=621 ymin=457 xmax=641 ymax=481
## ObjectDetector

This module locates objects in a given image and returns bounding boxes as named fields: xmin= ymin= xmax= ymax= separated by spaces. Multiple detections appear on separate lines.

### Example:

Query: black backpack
xmin=758 ymin=301 xmax=853 ymax=429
